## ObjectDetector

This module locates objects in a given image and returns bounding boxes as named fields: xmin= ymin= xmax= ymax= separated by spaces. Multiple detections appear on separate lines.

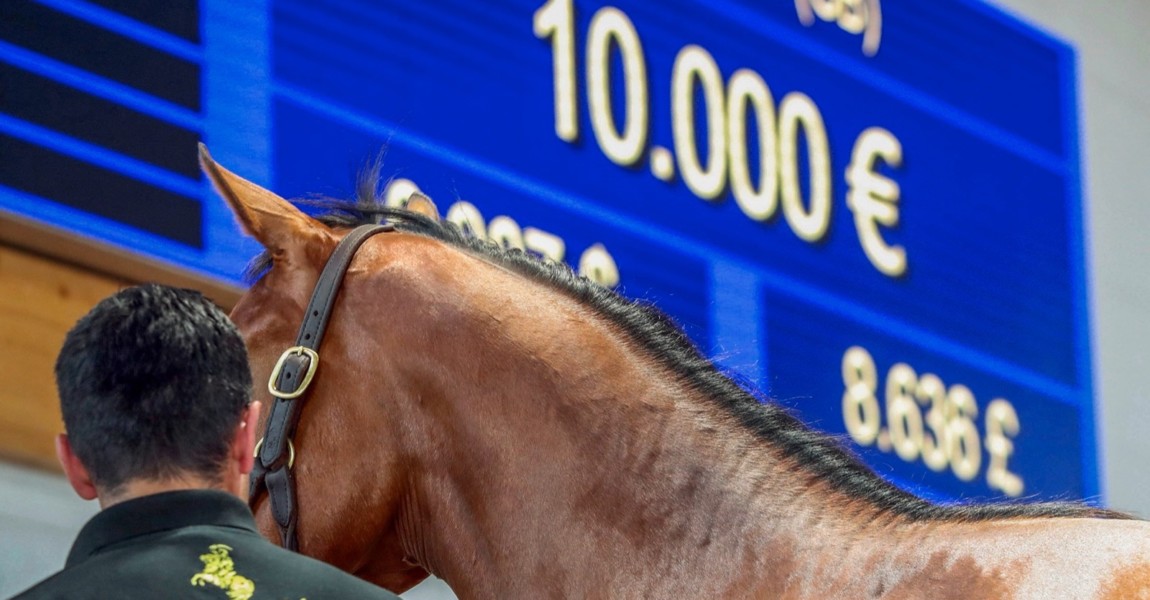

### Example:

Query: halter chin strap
xmin=248 ymin=223 xmax=393 ymax=551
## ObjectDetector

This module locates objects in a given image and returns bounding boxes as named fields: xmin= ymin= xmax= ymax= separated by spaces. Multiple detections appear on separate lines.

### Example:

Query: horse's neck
xmin=397 ymin=304 xmax=888 ymax=597
xmin=385 ymin=276 xmax=1145 ymax=597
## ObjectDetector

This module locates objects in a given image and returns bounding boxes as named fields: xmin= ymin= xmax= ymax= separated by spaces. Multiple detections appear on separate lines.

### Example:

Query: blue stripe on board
xmin=0 ymin=112 xmax=200 ymax=198
xmin=711 ymin=262 xmax=765 ymax=388
xmin=201 ymin=0 xmax=270 ymax=186
xmin=1057 ymin=44 xmax=1099 ymax=501
xmin=0 ymin=39 xmax=200 ymax=130
xmin=198 ymin=0 xmax=271 ymax=282
xmin=33 ymin=0 xmax=202 ymax=63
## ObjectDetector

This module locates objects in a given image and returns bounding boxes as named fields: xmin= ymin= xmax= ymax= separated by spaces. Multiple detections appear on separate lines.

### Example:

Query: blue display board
xmin=0 ymin=0 xmax=1093 ymax=503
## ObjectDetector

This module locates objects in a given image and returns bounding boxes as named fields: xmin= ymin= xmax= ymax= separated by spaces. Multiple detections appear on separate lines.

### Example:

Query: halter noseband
xmin=248 ymin=223 xmax=393 ymax=551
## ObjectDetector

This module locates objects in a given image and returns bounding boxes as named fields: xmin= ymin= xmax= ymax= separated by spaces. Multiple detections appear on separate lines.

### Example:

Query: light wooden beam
xmin=0 ymin=245 xmax=127 ymax=469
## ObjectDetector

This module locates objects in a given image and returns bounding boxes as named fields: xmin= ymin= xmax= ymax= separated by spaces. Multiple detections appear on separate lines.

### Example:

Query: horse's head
xmin=201 ymin=147 xmax=445 ymax=592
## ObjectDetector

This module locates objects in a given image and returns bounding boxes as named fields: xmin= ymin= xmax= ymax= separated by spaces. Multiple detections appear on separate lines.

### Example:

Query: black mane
xmin=251 ymin=184 xmax=1129 ymax=523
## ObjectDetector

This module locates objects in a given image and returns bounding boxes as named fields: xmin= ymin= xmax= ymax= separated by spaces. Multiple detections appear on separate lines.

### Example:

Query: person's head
xmin=53 ymin=283 xmax=260 ymax=506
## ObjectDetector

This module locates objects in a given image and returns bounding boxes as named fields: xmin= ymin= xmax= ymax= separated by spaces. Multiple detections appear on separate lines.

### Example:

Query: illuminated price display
xmin=841 ymin=345 xmax=1023 ymax=497
xmin=534 ymin=0 xmax=905 ymax=276
xmin=0 ymin=0 xmax=1092 ymax=501
xmin=764 ymin=288 xmax=1088 ymax=501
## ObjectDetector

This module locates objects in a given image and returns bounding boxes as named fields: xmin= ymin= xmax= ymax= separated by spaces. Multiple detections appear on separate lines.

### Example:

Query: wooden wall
xmin=0 ymin=245 xmax=126 ymax=469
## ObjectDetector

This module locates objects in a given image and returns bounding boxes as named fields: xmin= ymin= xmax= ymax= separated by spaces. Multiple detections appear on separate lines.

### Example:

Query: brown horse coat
xmin=202 ymin=146 xmax=1150 ymax=599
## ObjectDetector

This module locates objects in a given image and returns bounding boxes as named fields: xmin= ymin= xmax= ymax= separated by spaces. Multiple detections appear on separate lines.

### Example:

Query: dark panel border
xmin=0 ymin=1 xmax=200 ymax=111
xmin=86 ymin=0 xmax=200 ymax=44
xmin=0 ymin=133 xmax=202 ymax=247
xmin=0 ymin=63 xmax=199 ymax=178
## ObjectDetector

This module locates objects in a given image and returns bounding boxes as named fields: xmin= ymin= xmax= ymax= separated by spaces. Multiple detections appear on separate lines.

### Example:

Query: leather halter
xmin=248 ymin=223 xmax=393 ymax=551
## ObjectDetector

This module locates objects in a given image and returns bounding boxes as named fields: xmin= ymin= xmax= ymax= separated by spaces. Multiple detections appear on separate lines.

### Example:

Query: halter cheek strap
xmin=248 ymin=223 xmax=393 ymax=551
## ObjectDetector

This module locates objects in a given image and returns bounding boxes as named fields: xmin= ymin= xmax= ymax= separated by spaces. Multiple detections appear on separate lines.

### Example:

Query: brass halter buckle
xmin=267 ymin=346 xmax=319 ymax=400
xmin=253 ymin=437 xmax=295 ymax=469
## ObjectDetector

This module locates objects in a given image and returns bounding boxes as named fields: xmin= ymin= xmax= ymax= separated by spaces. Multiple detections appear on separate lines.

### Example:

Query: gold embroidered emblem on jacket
xmin=190 ymin=543 xmax=255 ymax=600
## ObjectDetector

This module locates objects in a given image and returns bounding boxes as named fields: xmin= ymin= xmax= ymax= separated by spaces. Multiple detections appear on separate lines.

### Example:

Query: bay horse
xmin=201 ymin=147 xmax=1150 ymax=599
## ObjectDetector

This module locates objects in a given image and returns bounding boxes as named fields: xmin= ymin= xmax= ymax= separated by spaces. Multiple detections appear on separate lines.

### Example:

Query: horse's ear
xmin=405 ymin=192 xmax=440 ymax=220
xmin=199 ymin=143 xmax=325 ymax=252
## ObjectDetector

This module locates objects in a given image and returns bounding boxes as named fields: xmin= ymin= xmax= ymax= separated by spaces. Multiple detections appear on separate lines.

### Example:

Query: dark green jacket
xmin=10 ymin=489 xmax=402 ymax=599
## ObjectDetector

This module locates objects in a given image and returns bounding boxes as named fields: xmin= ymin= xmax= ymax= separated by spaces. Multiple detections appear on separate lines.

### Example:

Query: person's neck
xmin=98 ymin=476 xmax=235 ymax=509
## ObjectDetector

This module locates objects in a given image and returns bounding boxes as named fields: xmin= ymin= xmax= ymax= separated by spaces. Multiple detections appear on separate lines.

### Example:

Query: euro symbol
xmin=846 ymin=127 xmax=905 ymax=277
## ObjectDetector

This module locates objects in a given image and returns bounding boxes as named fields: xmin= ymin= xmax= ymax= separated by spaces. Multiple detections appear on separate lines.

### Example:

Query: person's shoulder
xmin=6 ymin=539 xmax=201 ymax=600
xmin=7 ymin=570 xmax=64 ymax=599
xmin=5 ymin=561 xmax=122 ymax=600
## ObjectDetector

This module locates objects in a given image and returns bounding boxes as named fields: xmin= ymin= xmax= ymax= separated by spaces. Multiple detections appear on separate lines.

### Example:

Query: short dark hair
xmin=55 ymin=284 xmax=252 ymax=494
